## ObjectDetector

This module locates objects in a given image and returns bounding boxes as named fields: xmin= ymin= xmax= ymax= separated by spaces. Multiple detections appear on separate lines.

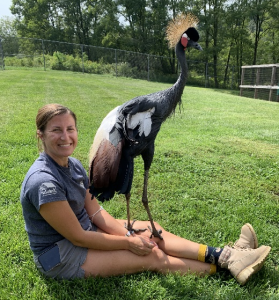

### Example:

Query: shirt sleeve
xmin=25 ymin=170 xmax=67 ymax=212
xmin=70 ymin=157 xmax=89 ymax=190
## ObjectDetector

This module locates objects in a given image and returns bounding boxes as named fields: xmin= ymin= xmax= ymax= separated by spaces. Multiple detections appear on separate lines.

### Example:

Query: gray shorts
xmin=34 ymin=223 xmax=98 ymax=280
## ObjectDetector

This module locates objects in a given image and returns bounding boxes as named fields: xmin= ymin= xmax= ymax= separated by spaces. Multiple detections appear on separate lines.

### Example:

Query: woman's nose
xmin=60 ymin=130 xmax=68 ymax=140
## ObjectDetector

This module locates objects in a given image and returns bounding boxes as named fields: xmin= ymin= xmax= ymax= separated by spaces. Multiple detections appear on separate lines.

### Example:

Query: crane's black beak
xmin=195 ymin=43 xmax=203 ymax=51
xmin=188 ymin=40 xmax=203 ymax=51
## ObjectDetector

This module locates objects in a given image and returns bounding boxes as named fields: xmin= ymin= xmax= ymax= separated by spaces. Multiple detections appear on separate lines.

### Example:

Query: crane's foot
xmin=148 ymin=225 xmax=163 ymax=240
xmin=124 ymin=220 xmax=147 ymax=234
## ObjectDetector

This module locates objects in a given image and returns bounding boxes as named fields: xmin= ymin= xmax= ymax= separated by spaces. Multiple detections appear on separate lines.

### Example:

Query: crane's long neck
xmin=162 ymin=42 xmax=188 ymax=119
xmin=174 ymin=42 xmax=188 ymax=97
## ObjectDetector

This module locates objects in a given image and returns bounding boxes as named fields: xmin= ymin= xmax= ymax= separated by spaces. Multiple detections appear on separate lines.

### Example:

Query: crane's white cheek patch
xmin=39 ymin=182 xmax=57 ymax=196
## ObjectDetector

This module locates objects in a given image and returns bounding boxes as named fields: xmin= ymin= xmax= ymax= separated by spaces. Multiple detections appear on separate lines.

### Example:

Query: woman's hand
xmin=127 ymin=236 xmax=157 ymax=256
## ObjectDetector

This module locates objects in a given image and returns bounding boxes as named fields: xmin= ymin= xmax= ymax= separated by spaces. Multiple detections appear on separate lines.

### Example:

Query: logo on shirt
xmin=39 ymin=182 xmax=57 ymax=196
xmin=79 ymin=181 xmax=85 ymax=188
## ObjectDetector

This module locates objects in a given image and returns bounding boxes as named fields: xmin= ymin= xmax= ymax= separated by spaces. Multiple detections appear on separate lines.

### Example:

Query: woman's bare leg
xmin=117 ymin=220 xmax=201 ymax=260
xmin=81 ymin=246 xmax=212 ymax=278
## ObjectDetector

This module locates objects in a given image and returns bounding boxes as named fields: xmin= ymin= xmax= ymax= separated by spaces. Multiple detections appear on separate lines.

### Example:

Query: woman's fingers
xmin=128 ymin=236 xmax=156 ymax=256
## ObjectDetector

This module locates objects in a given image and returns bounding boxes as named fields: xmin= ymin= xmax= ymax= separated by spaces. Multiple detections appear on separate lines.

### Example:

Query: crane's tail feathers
xmin=89 ymin=139 xmax=123 ymax=187
xmin=88 ymin=140 xmax=133 ymax=202
xmin=166 ymin=13 xmax=199 ymax=49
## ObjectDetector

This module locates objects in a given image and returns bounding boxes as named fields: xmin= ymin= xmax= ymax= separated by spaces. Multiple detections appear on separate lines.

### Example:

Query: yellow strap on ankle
xmin=198 ymin=244 xmax=207 ymax=262
xmin=209 ymin=264 xmax=217 ymax=275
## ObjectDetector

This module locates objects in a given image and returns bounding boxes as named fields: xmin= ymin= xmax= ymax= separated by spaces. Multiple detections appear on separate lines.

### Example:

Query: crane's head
xmin=181 ymin=27 xmax=202 ymax=51
xmin=166 ymin=13 xmax=202 ymax=51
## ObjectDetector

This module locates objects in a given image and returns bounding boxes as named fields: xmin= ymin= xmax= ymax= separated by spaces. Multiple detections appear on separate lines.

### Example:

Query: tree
xmin=222 ymin=0 xmax=251 ymax=86
xmin=0 ymin=16 xmax=17 ymax=37
xmin=248 ymin=0 xmax=277 ymax=64
xmin=265 ymin=1 xmax=279 ymax=63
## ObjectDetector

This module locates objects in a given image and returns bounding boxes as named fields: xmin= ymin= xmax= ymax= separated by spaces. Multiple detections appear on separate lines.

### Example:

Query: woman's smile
xmin=40 ymin=113 xmax=78 ymax=166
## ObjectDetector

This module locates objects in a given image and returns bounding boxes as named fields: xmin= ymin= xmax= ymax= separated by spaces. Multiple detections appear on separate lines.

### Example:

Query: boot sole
xmin=236 ymin=246 xmax=271 ymax=285
xmin=245 ymin=223 xmax=258 ymax=249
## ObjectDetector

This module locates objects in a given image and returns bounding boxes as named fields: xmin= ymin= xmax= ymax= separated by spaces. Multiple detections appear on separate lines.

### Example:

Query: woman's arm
xmin=39 ymin=194 xmax=155 ymax=255
xmin=84 ymin=190 xmax=130 ymax=236
xmin=39 ymin=200 xmax=129 ymax=250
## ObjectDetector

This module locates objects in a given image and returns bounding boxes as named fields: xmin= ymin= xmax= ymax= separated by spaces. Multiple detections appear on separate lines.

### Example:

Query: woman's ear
xmin=37 ymin=130 xmax=43 ymax=140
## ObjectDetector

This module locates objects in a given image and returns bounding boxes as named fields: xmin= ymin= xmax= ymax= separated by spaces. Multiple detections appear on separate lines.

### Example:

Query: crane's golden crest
xmin=166 ymin=13 xmax=199 ymax=49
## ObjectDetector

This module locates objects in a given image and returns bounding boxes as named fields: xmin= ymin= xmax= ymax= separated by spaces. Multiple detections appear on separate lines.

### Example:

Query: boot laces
xmin=227 ymin=242 xmax=253 ymax=251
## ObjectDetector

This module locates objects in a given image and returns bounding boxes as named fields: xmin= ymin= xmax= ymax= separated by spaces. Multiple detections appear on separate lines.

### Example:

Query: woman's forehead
xmin=47 ymin=114 xmax=76 ymax=127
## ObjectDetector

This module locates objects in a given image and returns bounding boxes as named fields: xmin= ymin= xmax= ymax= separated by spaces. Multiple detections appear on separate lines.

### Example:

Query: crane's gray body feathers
xmin=89 ymin=42 xmax=188 ymax=201
xmin=89 ymin=30 xmax=201 ymax=238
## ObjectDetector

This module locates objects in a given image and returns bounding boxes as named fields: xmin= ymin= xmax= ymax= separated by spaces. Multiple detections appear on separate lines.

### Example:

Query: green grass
xmin=1 ymin=69 xmax=279 ymax=299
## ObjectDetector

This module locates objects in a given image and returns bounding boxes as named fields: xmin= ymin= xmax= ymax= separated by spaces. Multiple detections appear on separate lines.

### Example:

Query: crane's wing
xmin=89 ymin=95 xmax=161 ymax=201
xmin=120 ymin=95 xmax=159 ymax=143
xmin=126 ymin=107 xmax=155 ymax=137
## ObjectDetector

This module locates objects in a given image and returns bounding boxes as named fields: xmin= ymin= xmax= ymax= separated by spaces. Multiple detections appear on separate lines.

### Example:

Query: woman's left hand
xmin=127 ymin=235 xmax=157 ymax=256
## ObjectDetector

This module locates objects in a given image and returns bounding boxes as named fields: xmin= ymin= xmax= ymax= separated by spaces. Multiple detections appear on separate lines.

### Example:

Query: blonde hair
xmin=36 ymin=103 xmax=77 ymax=151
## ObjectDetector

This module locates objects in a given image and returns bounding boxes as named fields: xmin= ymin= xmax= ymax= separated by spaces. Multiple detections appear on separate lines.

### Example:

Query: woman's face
xmin=39 ymin=113 xmax=78 ymax=166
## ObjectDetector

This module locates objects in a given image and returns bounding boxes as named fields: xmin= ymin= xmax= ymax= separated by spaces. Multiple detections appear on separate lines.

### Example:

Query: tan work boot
xmin=218 ymin=245 xmax=271 ymax=285
xmin=234 ymin=223 xmax=258 ymax=249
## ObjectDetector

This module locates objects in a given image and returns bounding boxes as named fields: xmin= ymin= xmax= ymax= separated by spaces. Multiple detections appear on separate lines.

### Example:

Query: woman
xmin=20 ymin=104 xmax=271 ymax=285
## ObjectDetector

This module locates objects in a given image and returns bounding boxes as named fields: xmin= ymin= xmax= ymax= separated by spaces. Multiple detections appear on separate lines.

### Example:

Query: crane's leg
xmin=142 ymin=169 xmax=163 ymax=240
xmin=125 ymin=192 xmax=132 ymax=231
xmin=125 ymin=193 xmax=146 ymax=233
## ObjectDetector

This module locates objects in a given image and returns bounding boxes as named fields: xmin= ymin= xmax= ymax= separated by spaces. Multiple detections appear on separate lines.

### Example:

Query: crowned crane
xmin=89 ymin=14 xmax=202 ymax=239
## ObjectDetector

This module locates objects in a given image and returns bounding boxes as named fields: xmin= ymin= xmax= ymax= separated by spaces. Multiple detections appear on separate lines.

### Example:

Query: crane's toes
xmin=124 ymin=220 xmax=147 ymax=233
xmin=148 ymin=226 xmax=163 ymax=240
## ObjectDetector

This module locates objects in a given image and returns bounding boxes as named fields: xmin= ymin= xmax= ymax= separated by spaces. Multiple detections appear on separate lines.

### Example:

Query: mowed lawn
xmin=1 ymin=69 xmax=279 ymax=299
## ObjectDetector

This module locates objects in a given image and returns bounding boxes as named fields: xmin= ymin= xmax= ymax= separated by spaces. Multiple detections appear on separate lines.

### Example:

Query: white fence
xmin=240 ymin=64 xmax=279 ymax=102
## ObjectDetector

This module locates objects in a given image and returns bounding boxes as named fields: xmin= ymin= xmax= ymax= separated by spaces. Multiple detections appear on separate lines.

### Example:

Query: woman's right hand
xmin=127 ymin=236 xmax=157 ymax=256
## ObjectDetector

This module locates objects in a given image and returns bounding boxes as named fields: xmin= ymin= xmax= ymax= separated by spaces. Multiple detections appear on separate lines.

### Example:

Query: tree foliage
xmin=0 ymin=0 xmax=278 ymax=87
xmin=0 ymin=16 xmax=17 ymax=37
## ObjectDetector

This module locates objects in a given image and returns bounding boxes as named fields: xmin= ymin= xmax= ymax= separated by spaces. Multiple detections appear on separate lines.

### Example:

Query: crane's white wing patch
xmin=89 ymin=106 xmax=119 ymax=162
xmin=127 ymin=107 xmax=155 ymax=137
xmin=100 ymin=106 xmax=119 ymax=135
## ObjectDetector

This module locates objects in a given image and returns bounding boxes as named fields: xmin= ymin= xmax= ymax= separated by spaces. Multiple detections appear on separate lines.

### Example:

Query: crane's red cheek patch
xmin=181 ymin=36 xmax=188 ymax=49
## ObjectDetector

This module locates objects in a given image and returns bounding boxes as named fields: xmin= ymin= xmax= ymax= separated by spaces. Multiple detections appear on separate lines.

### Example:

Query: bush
xmin=4 ymin=52 xmax=190 ymax=85
xmin=51 ymin=52 xmax=67 ymax=70
xmin=4 ymin=52 xmax=113 ymax=74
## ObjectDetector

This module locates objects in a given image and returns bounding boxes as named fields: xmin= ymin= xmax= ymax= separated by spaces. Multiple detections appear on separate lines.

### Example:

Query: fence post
xmin=41 ymin=39 xmax=46 ymax=71
xmin=147 ymin=54 xmax=150 ymax=81
xmin=205 ymin=62 xmax=208 ymax=88
xmin=240 ymin=67 xmax=245 ymax=96
xmin=231 ymin=65 xmax=234 ymax=90
xmin=0 ymin=36 xmax=5 ymax=70
xmin=254 ymin=68 xmax=260 ymax=99
xmin=81 ymin=44 xmax=84 ymax=74
xmin=269 ymin=66 xmax=276 ymax=101
xmin=115 ymin=49 xmax=117 ymax=77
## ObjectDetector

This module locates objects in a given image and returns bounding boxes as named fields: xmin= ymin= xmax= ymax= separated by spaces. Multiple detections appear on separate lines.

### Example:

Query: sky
xmin=0 ymin=0 xmax=13 ymax=18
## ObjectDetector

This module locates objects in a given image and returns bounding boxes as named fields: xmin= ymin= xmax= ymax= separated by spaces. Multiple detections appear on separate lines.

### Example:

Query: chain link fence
xmin=0 ymin=36 xmax=238 ymax=89
xmin=0 ymin=36 xmax=4 ymax=70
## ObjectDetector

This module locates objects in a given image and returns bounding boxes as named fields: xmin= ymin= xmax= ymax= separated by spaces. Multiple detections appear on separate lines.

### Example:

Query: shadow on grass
xmin=37 ymin=266 xmax=279 ymax=300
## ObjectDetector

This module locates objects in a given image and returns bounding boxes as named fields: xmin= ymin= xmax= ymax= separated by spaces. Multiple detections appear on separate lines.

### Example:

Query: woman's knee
xmin=148 ymin=247 xmax=169 ymax=271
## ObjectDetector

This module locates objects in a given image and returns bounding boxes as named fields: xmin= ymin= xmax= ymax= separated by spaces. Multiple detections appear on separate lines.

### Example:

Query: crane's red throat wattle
xmin=181 ymin=34 xmax=188 ymax=50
